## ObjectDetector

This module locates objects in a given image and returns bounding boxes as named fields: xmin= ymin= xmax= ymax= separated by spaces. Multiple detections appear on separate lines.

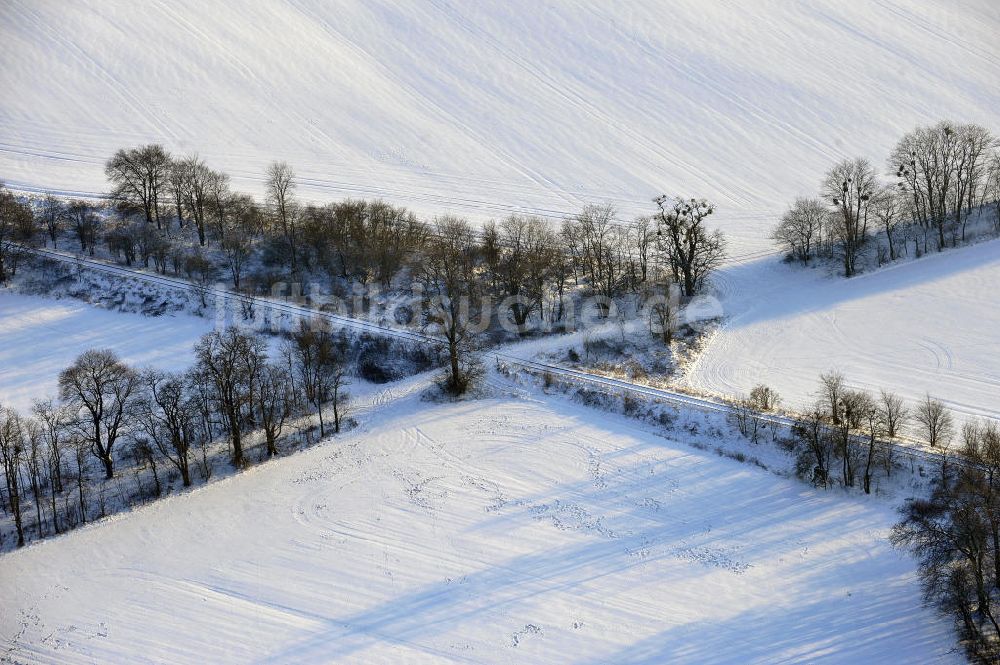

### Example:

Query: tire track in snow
xmin=5 ymin=1 xmax=179 ymax=144
xmin=281 ymin=0 xmax=586 ymax=213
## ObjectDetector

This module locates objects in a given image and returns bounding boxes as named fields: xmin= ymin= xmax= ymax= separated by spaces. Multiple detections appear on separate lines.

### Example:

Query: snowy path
xmin=6 ymin=245 xmax=967 ymax=468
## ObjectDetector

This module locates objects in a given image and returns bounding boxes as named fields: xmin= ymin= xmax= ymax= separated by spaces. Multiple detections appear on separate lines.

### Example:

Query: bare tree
xmin=166 ymin=160 xmax=187 ymax=230
xmin=39 ymin=194 xmax=64 ymax=248
xmin=893 ymin=442 xmax=1000 ymax=662
xmin=420 ymin=217 xmax=484 ymax=394
xmin=878 ymin=390 xmax=908 ymax=477
xmin=255 ymin=363 xmax=293 ymax=457
xmin=772 ymin=197 xmax=827 ymax=264
xmin=953 ymin=124 xmax=994 ymax=242
xmin=58 ymin=350 xmax=140 ymax=479
xmin=494 ymin=215 xmax=558 ymax=332
xmin=33 ymin=398 xmax=70 ymax=533
xmin=916 ymin=394 xmax=954 ymax=448
xmin=749 ymin=384 xmax=781 ymax=412
xmin=65 ymin=200 xmax=99 ymax=255
xmin=266 ymin=161 xmax=300 ymax=276
xmin=730 ymin=384 xmax=781 ymax=445
xmin=182 ymin=250 xmax=217 ymax=309
xmin=329 ymin=364 xmax=350 ymax=435
xmin=71 ymin=431 xmax=89 ymax=524
xmin=649 ymin=282 xmax=679 ymax=344
xmin=178 ymin=155 xmax=214 ymax=247
xmin=137 ymin=370 xmax=198 ymax=486
xmin=860 ymin=395 xmax=883 ymax=494
xmin=22 ymin=418 xmax=47 ymax=538
xmin=0 ymin=405 xmax=26 ymax=547
xmin=793 ymin=404 xmax=834 ymax=487
xmin=878 ymin=390 xmax=908 ymax=439
xmin=0 ymin=183 xmax=35 ymax=283
xmin=872 ymin=186 xmax=906 ymax=263
xmin=819 ymin=370 xmax=846 ymax=425
xmin=823 ymin=158 xmax=877 ymax=277
xmin=985 ymin=151 xmax=1000 ymax=231
xmin=629 ymin=215 xmax=655 ymax=285
xmin=193 ymin=329 xmax=267 ymax=468
xmin=730 ymin=396 xmax=756 ymax=441
xmin=207 ymin=170 xmax=233 ymax=242
xmin=105 ymin=144 xmax=170 ymax=228
xmin=564 ymin=204 xmax=632 ymax=314
xmin=654 ymin=195 xmax=726 ymax=296
xmin=890 ymin=122 xmax=994 ymax=252
xmin=835 ymin=390 xmax=870 ymax=488
xmin=285 ymin=321 xmax=347 ymax=437
xmin=366 ymin=200 xmax=429 ymax=288
xmin=215 ymin=192 xmax=262 ymax=289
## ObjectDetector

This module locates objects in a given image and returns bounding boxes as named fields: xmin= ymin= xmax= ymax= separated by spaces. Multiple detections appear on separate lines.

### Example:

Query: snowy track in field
xmin=16 ymin=244 xmax=961 ymax=470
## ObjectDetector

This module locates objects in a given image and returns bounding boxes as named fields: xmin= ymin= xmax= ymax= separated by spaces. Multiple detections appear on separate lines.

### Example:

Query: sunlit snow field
xmin=1 ymin=0 xmax=998 ymax=419
xmin=0 ymin=293 xmax=210 ymax=412
xmin=683 ymin=238 xmax=1000 ymax=428
xmin=0 ymin=390 xmax=958 ymax=664
xmin=1 ymin=2 xmax=998 ymax=661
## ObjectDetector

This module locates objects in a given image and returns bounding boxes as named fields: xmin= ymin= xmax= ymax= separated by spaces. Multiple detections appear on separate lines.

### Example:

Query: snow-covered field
xmin=2 ymin=0 xmax=998 ymax=252
xmin=0 ymin=293 xmax=211 ymax=412
xmin=0 ymin=385 xmax=957 ymax=664
xmin=685 ymin=238 xmax=1000 ymax=427
xmin=1 ymin=2 xmax=998 ymax=659
xmin=2 ymin=0 xmax=998 ymax=411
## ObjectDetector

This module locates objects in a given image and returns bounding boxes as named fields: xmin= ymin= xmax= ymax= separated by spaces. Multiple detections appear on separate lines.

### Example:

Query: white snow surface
xmin=684 ymin=238 xmax=1000 ymax=428
xmin=0 ymin=384 xmax=958 ymax=664
xmin=2 ymin=0 xmax=999 ymax=252
xmin=0 ymin=4 xmax=995 ymax=659
xmin=0 ymin=293 xmax=211 ymax=412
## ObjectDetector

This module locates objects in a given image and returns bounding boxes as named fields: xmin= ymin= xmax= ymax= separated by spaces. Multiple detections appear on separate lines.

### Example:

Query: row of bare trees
xmin=0 ymin=184 xmax=35 ymax=283
xmin=893 ymin=420 xmax=1000 ymax=663
xmin=24 ymin=145 xmax=733 ymax=312
xmin=106 ymin=145 xmax=244 ymax=247
xmin=100 ymin=145 xmax=728 ymax=302
xmin=759 ymin=371 xmax=957 ymax=494
xmin=773 ymin=121 xmax=999 ymax=276
xmin=12 ymin=148 xmax=731 ymax=394
xmin=17 ymin=161 xmax=730 ymax=343
xmin=0 ymin=324 xmax=350 ymax=549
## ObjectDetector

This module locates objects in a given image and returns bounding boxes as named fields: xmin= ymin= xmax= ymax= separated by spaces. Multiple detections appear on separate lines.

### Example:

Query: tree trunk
xmin=228 ymin=406 xmax=243 ymax=468
xmin=449 ymin=341 xmax=460 ymax=391
xmin=863 ymin=436 xmax=876 ymax=494
xmin=77 ymin=472 xmax=86 ymax=524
